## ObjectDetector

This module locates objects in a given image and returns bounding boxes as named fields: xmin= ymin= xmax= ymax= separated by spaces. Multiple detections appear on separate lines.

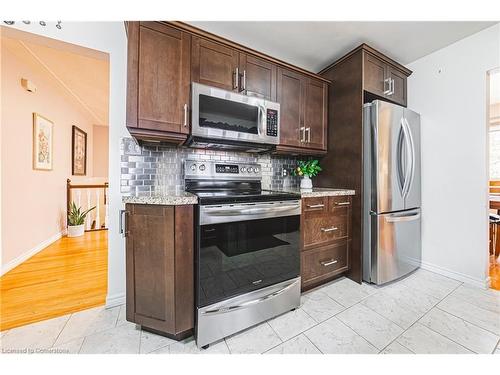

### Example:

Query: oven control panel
xmin=215 ymin=164 xmax=239 ymax=174
xmin=185 ymin=160 xmax=262 ymax=180
xmin=266 ymin=109 xmax=278 ymax=137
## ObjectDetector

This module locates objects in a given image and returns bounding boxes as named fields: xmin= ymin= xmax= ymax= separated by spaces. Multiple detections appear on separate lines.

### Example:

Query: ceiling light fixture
xmin=22 ymin=20 xmax=30 ymax=24
xmin=56 ymin=21 xmax=62 ymax=29
xmin=3 ymin=21 xmax=15 ymax=25
xmin=39 ymin=21 xmax=46 ymax=26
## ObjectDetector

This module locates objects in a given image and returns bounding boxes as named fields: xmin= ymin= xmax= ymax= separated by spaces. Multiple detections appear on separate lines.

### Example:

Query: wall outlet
xmin=282 ymin=168 xmax=288 ymax=177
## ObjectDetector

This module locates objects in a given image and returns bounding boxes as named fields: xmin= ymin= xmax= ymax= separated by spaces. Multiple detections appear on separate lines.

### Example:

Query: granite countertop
xmin=122 ymin=192 xmax=198 ymax=206
xmin=280 ymin=187 xmax=355 ymax=198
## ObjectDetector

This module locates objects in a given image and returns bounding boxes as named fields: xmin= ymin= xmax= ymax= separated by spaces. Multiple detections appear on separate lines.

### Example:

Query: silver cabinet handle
xmin=233 ymin=67 xmax=239 ymax=90
xmin=119 ymin=209 xmax=128 ymax=238
xmin=183 ymin=103 xmax=188 ymax=127
xmin=306 ymin=127 xmax=311 ymax=143
xmin=383 ymin=78 xmax=391 ymax=95
xmin=300 ymin=126 xmax=305 ymax=142
xmin=307 ymin=204 xmax=325 ymax=209
xmin=242 ymin=69 xmax=246 ymax=91
xmin=389 ymin=78 xmax=395 ymax=95
xmin=321 ymin=227 xmax=338 ymax=232
xmin=321 ymin=259 xmax=338 ymax=267
xmin=335 ymin=201 xmax=350 ymax=206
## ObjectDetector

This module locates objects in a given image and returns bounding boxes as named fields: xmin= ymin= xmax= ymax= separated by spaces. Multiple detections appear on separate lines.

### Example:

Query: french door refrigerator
xmin=363 ymin=100 xmax=421 ymax=285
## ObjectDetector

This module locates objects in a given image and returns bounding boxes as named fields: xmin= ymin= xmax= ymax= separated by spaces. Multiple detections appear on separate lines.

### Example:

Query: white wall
xmin=407 ymin=23 xmax=500 ymax=288
xmin=3 ymin=22 xmax=128 ymax=306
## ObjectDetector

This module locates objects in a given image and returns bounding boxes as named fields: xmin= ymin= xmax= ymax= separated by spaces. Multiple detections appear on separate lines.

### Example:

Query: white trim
xmin=105 ymin=292 xmax=125 ymax=309
xmin=420 ymin=260 xmax=489 ymax=289
xmin=1 ymin=231 xmax=65 ymax=276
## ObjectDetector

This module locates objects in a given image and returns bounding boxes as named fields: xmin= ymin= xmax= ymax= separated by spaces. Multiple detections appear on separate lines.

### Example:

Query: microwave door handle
xmin=258 ymin=104 xmax=266 ymax=137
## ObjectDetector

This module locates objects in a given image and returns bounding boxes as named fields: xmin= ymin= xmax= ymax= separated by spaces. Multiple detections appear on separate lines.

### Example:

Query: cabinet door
xmin=277 ymin=68 xmax=304 ymax=148
xmin=239 ymin=53 xmax=277 ymax=101
xmin=137 ymin=22 xmax=191 ymax=134
xmin=387 ymin=67 xmax=407 ymax=106
xmin=126 ymin=204 xmax=176 ymax=333
xmin=304 ymin=78 xmax=327 ymax=150
xmin=363 ymin=53 xmax=388 ymax=97
xmin=192 ymin=37 xmax=239 ymax=91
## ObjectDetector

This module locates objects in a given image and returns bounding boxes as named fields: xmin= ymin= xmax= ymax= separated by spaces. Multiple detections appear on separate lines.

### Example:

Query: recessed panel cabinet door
xmin=363 ymin=53 xmax=387 ymax=97
xmin=277 ymin=68 xmax=304 ymax=148
xmin=239 ymin=53 xmax=277 ymax=101
xmin=192 ymin=37 xmax=239 ymax=91
xmin=304 ymin=78 xmax=327 ymax=151
xmin=137 ymin=22 xmax=191 ymax=134
xmin=126 ymin=204 xmax=176 ymax=333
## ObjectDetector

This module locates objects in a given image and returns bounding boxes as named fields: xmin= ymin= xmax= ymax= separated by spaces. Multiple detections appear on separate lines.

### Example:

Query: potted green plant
xmin=67 ymin=202 xmax=95 ymax=237
xmin=293 ymin=159 xmax=322 ymax=189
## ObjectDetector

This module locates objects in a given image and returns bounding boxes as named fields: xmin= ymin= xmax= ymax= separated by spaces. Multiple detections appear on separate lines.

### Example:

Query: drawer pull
xmin=321 ymin=259 xmax=338 ymax=267
xmin=321 ymin=227 xmax=338 ymax=232
xmin=307 ymin=204 xmax=325 ymax=209
xmin=335 ymin=201 xmax=350 ymax=206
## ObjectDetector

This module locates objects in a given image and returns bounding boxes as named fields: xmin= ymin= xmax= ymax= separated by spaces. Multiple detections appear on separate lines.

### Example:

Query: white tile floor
xmin=1 ymin=269 xmax=499 ymax=354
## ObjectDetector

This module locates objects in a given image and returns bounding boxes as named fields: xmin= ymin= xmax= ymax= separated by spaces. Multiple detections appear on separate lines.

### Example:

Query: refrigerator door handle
xmin=401 ymin=118 xmax=413 ymax=199
xmin=384 ymin=211 xmax=421 ymax=223
xmin=402 ymin=117 xmax=416 ymax=199
xmin=396 ymin=120 xmax=406 ymax=195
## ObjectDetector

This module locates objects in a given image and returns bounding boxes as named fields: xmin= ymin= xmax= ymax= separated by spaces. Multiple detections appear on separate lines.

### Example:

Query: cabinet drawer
xmin=301 ymin=242 xmax=348 ymax=287
xmin=303 ymin=214 xmax=349 ymax=249
xmin=303 ymin=197 xmax=328 ymax=217
xmin=329 ymin=196 xmax=352 ymax=213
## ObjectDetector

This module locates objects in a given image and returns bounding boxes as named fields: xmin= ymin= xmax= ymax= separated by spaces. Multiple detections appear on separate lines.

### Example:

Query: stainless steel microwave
xmin=190 ymin=83 xmax=280 ymax=150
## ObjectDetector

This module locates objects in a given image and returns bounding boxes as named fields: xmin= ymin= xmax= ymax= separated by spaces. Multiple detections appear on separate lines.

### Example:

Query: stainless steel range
xmin=185 ymin=160 xmax=301 ymax=349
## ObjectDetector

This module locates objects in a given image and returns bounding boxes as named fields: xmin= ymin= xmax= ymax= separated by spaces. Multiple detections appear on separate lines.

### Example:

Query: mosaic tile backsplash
xmin=120 ymin=138 xmax=302 ymax=197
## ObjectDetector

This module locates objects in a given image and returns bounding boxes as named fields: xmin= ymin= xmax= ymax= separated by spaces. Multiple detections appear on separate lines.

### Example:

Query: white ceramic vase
xmin=300 ymin=176 xmax=313 ymax=189
xmin=67 ymin=224 xmax=85 ymax=238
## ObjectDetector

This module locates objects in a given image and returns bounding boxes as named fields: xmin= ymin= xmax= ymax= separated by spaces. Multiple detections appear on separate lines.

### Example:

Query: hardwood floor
xmin=489 ymin=255 xmax=500 ymax=291
xmin=0 ymin=231 xmax=108 ymax=331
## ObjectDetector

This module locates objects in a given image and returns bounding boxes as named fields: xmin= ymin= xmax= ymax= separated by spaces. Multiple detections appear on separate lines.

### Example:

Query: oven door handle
xmin=204 ymin=204 xmax=300 ymax=216
xmin=200 ymin=279 xmax=298 ymax=315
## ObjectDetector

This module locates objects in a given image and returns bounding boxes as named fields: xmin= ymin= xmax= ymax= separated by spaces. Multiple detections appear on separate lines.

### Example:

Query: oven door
xmin=196 ymin=201 xmax=301 ymax=308
xmin=191 ymin=82 xmax=279 ymax=145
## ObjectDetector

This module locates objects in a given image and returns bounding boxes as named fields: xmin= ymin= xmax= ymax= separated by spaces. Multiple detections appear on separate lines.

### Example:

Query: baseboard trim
xmin=106 ymin=292 xmax=125 ymax=308
xmin=420 ymin=260 xmax=489 ymax=289
xmin=1 ymin=231 xmax=65 ymax=276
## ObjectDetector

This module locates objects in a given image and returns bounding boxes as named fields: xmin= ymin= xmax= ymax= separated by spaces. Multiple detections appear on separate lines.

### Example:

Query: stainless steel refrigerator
xmin=363 ymin=100 xmax=421 ymax=285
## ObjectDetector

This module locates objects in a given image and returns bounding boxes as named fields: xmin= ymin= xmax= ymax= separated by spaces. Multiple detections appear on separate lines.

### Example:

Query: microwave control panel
xmin=266 ymin=109 xmax=278 ymax=137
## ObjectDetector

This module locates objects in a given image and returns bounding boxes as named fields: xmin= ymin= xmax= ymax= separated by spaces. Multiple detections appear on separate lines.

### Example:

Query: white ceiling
xmin=188 ymin=21 xmax=497 ymax=72
xmin=1 ymin=27 xmax=110 ymax=125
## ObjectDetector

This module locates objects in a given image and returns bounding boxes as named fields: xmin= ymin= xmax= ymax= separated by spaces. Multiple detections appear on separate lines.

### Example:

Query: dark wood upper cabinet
xmin=304 ymin=78 xmax=328 ymax=151
xmin=277 ymin=69 xmax=327 ymax=153
xmin=125 ymin=203 xmax=194 ymax=340
xmin=277 ymin=68 xmax=304 ymax=148
xmin=191 ymin=37 xmax=239 ymax=91
xmin=126 ymin=21 xmax=330 ymax=150
xmin=239 ymin=53 xmax=277 ymax=101
xmin=126 ymin=22 xmax=191 ymax=143
xmin=363 ymin=50 xmax=410 ymax=107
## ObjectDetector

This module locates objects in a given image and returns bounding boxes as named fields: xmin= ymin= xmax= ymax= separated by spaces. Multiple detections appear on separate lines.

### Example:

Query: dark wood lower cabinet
xmin=125 ymin=204 xmax=194 ymax=340
xmin=301 ymin=196 xmax=352 ymax=290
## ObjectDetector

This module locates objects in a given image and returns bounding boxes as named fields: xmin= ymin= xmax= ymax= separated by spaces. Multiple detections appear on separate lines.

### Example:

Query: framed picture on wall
xmin=33 ymin=113 xmax=54 ymax=171
xmin=72 ymin=125 xmax=87 ymax=176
